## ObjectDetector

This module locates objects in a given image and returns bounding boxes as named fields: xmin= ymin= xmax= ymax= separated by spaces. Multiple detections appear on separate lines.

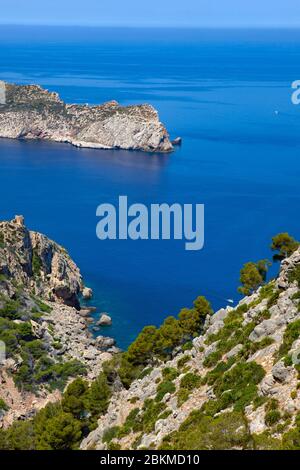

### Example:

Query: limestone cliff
xmin=0 ymin=217 xmax=113 ymax=428
xmin=0 ymin=81 xmax=173 ymax=153
xmin=0 ymin=215 xmax=82 ymax=309
xmin=81 ymin=248 xmax=300 ymax=450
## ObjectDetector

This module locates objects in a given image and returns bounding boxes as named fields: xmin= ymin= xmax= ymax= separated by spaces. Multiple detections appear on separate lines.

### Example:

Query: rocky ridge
xmin=0 ymin=81 xmax=173 ymax=153
xmin=0 ymin=217 xmax=114 ymax=428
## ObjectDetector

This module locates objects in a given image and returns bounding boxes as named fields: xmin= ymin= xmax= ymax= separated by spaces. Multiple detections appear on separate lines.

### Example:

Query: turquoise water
xmin=0 ymin=27 xmax=300 ymax=348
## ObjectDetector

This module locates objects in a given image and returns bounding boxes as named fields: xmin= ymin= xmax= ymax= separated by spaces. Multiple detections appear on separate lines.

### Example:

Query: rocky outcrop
xmin=0 ymin=217 xmax=116 ymax=429
xmin=81 ymin=248 xmax=300 ymax=450
xmin=0 ymin=216 xmax=83 ymax=308
xmin=97 ymin=313 xmax=112 ymax=326
xmin=82 ymin=287 xmax=93 ymax=300
xmin=0 ymin=81 xmax=173 ymax=153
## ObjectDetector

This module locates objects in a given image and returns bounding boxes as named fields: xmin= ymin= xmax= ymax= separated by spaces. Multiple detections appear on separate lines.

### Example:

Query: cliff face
xmin=81 ymin=249 xmax=300 ymax=450
xmin=0 ymin=82 xmax=173 ymax=153
xmin=0 ymin=216 xmax=82 ymax=309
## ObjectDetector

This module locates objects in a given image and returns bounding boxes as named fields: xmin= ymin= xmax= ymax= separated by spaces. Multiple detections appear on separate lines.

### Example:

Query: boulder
xmin=171 ymin=137 xmax=182 ymax=146
xmin=97 ymin=313 xmax=112 ymax=326
xmin=95 ymin=335 xmax=116 ymax=351
xmin=249 ymin=319 xmax=278 ymax=342
xmin=225 ymin=344 xmax=243 ymax=359
xmin=82 ymin=287 xmax=93 ymax=300
xmin=272 ymin=360 xmax=292 ymax=383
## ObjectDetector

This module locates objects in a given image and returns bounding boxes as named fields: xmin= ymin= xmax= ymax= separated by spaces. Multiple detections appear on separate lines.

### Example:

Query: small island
xmin=0 ymin=81 xmax=173 ymax=153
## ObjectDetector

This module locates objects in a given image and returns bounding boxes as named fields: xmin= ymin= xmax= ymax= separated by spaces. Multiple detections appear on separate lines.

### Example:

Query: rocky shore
xmin=0 ymin=216 xmax=116 ymax=428
xmin=0 ymin=81 xmax=173 ymax=153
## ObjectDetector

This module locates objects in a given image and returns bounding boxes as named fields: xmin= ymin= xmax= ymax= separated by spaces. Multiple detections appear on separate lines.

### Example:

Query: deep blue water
xmin=1 ymin=27 xmax=300 ymax=348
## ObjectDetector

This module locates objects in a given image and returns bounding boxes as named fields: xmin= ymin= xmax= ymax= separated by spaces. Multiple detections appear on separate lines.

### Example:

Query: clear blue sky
xmin=0 ymin=0 xmax=300 ymax=27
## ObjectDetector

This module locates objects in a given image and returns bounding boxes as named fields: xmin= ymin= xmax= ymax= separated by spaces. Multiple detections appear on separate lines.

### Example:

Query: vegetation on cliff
xmin=1 ymin=229 xmax=300 ymax=450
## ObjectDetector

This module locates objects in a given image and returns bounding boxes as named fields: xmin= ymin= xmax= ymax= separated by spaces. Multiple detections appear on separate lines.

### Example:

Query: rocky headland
xmin=0 ymin=216 xmax=115 ymax=428
xmin=0 ymin=81 xmax=173 ymax=152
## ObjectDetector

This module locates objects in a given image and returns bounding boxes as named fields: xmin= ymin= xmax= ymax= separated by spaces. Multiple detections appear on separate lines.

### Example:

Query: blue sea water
xmin=0 ymin=26 xmax=300 ymax=349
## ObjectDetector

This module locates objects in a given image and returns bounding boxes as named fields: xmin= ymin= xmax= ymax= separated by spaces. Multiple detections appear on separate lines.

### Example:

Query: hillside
xmin=81 ymin=247 xmax=300 ymax=450
xmin=1 ymin=219 xmax=300 ymax=450
xmin=0 ymin=217 xmax=115 ymax=430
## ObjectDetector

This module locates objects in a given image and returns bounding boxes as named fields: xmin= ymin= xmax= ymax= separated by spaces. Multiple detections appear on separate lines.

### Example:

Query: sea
xmin=0 ymin=26 xmax=300 ymax=348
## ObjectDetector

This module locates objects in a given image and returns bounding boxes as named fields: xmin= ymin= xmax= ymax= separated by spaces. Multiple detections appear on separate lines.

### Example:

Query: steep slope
xmin=0 ymin=217 xmax=114 ymax=429
xmin=0 ymin=81 xmax=173 ymax=153
xmin=81 ymin=249 xmax=300 ymax=450
xmin=0 ymin=215 xmax=82 ymax=308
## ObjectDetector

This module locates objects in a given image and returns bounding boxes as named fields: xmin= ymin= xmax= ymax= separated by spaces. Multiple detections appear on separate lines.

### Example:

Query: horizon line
xmin=0 ymin=23 xmax=300 ymax=29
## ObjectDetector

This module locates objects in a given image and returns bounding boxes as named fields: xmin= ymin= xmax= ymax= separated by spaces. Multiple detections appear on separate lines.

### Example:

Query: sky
xmin=0 ymin=0 xmax=299 ymax=28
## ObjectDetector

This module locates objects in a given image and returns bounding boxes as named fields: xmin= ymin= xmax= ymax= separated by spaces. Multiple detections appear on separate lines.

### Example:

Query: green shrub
xmin=271 ymin=233 xmax=299 ymax=260
xmin=203 ymin=350 xmax=222 ymax=368
xmin=204 ymin=362 xmax=266 ymax=414
xmin=252 ymin=431 xmax=281 ymax=450
xmin=180 ymin=372 xmax=201 ymax=390
xmin=139 ymin=399 xmax=166 ymax=434
xmin=160 ymin=411 xmax=250 ymax=450
xmin=267 ymin=290 xmax=280 ymax=308
xmin=203 ymin=358 xmax=236 ymax=387
xmin=182 ymin=341 xmax=193 ymax=351
xmin=61 ymin=378 xmax=89 ymax=418
xmin=107 ymin=442 xmax=121 ymax=450
xmin=138 ymin=367 xmax=153 ymax=380
xmin=265 ymin=398 xmax=279 ymax=412
xmin=281 ymin=413 xmax=300 ymax=449
xmin=242 ymin=337 xmax=274 ymax=359
xmin=102 ymin=426 xmax=120 ymax=444
xmin=119 ymin=295 xmax=212 ymax=387
xmin=156 ymin=380 xmax=176 ymax=402
xmin=116 ymin=408 xmax=141 ymax=438
xmin=0 ymin=399 xmax=8 ymax=412
xmin=162 ymin=367 xmax=178 ymax=381
xmin=177 ymin=373 xmax=201 ymax=406
xmin=288 ymin=265 xmax=300 ymax=287
xmin=177 ymin=355 xmax=191 ymax=369
xmin=277 ymin=319 xmax=300 ymax=359
xmin=32 ymin=250 xmax=42 ymax=277
xmin=265 ymin=410 xmax=281 ymax=426
xmin=238 ymin=260 xmax=270 ymax=296
xmin=86 ymin=372 xmax=111 ymax=419
xmin=0 ymin=232 xmax=4 ymax=248
xmin=0 ymin=299 xmax=21 ymax=319
xmin=34 ymin=298 xmax=51 ymax=313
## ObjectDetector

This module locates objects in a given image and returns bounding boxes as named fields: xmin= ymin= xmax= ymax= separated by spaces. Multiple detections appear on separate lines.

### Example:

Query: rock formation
xmin=0 ymin=81 xmax=173 ymax=153
xmin=97 ymin=313 xmax=112 ymax=326
xmin=0 ymin=217 xmax=115 ymax=428
xmin=0 ymin=216 xmax=83 ymax=309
